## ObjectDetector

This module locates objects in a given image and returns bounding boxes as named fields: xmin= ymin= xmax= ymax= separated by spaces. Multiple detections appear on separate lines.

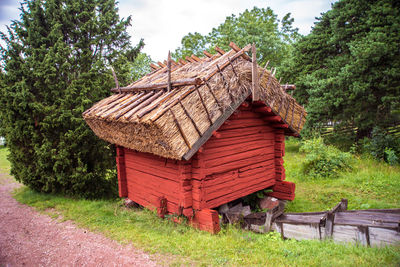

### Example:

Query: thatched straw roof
xmin=83 ymin=43 xmax=306 ymax=160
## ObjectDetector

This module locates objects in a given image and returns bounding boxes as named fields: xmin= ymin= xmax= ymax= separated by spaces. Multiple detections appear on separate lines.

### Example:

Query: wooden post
xmin=167 ymin=51 xmax=172 ymax=92
xmin=357 ymin=226 xmax=370 ymax=246
xmin=111 ymin=67 xmax=120 ymax=93
xmin=251 ymin=43 xmax=260 ymax=101
xmin=324 ymin=211 xmax=334 ymax=239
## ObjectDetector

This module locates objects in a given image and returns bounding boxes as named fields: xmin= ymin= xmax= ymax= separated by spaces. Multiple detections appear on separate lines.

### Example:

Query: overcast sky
xmin=0 ymin=0 xmax=336 ymax=61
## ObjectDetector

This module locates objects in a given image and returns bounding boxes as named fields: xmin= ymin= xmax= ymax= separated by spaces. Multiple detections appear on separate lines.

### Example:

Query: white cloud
xmin=120 ymin=0 xmax=334 ymax=61
xmin=0 ymin=0 xmax=335 ymax=61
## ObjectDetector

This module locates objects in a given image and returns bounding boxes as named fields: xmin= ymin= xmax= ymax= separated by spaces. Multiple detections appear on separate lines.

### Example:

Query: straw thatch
xmin=83 ymin=43 xmax=307 ymax=160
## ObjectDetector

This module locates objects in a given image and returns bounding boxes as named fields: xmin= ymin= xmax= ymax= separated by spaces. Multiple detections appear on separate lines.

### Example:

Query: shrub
xmin=361 ymin=127 xmax=400 ymax=165
xmin=299 ymin=137 xmax=354 ymax=179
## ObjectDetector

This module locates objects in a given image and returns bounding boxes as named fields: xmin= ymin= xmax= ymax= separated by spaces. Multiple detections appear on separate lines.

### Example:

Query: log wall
xmin=116 ymin=104 xmax=291 ymax=232
xmin=123 ymin=149 xmax=193 ymax=217
xmin=191 ymin=107 xmax=278 ymax=210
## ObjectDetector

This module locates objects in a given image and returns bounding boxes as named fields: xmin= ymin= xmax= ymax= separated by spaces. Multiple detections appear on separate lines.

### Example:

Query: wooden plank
xmin=369 ymin=227 xmax=400 ymax=247
xmin=278 ymin=223 xmax=322 ymax=240
xmin=331 ymin=225 xmax=360 ymax=244
xmin=181 ymin=89 xmax=251 ymax=160
xmin=334 ymin=212 xmax=399 ymax=229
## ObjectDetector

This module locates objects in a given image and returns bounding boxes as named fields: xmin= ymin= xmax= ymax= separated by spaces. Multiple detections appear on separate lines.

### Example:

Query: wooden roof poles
xmin=167 ymin=51 xmax=172 ymax=92
xmin=282 ymin=84 xmax=296 ymax=91
xmin=111 ymin=66 xmax=120 ymax=92
xmin=110 ymin=78 xmax=203 ymax=93
xmin=251 ymin=43 xmax=260 ymax=101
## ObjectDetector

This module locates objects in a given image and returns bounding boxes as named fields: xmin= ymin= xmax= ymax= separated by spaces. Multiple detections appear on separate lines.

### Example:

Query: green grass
xmin=0 ymin=146 xmax=10 ymax=173
xmin=12 ymin=188 xmax=400 ymax=266
xmin=1 ymin=143 xmax=399 ymax=266
xmin=284 ymin=138 xmax=400 ymax=212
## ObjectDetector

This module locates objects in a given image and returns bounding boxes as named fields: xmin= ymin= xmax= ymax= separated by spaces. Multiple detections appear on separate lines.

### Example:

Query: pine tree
xmin=0 ymin=0 xmax=143 ymax=197
xmin=282 ymin=0 xmax=400 ymax=139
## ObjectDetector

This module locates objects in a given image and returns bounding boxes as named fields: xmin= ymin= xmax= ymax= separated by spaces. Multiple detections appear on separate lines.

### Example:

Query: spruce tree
xmin=0 ymin=0 xmax=143 ymax=197
xmin=282 ymin=0 xmax=400 ymax=139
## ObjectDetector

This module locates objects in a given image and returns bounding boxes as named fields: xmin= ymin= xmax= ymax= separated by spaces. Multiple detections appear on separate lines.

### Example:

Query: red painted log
xmin=273 ymin=124 xmax=289 ymax=129
xmin=116 ymin=146 xmax=128 ymax=197
xmin=263 ymin=116 xmax=282 ymax=123
xmin=253 ymin=106 xmax=272 ymax=113
xmin=190 ymin=209 xmax=220 ymax=234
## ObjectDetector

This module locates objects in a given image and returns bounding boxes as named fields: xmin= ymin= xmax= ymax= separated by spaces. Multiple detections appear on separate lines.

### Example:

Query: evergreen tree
xmin=0 ymin=0 xmax=143 ymax=197
xmin=282 ymin=0 xmax=400 ymax=139
xmin=173 ymin=7 xmax=299 ymax=68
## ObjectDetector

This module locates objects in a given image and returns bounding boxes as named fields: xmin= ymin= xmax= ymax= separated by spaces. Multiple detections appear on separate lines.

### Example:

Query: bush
xmin=360 ymin=127 xmax=400 ymax=165
xmin=300 ymin=137 xmax=354 ymax=179
xmin=385 ymin=148 xmax=399 ymax=166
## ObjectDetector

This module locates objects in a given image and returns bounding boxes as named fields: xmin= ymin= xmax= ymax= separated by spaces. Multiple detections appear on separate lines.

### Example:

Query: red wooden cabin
xmin=84 ymin=43 xmax=306 ymax=233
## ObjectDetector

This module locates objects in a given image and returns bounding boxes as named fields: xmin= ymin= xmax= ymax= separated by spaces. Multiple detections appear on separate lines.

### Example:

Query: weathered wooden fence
xmin=242 ymin=199 xmax=400 ymax=247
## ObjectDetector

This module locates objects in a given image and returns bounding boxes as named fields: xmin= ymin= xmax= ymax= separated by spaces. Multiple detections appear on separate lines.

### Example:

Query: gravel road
xmin=0 ymin=173 xmax=158 ymax=266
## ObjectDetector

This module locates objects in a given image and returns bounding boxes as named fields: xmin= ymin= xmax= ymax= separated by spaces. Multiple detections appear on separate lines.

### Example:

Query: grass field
xmin=0 ymin=146 xmax=10 ymax=173
xmin=284 ymin=138 xmax=400 ymax=212
xmin=2 ymin=143 xmax=399 ymax=266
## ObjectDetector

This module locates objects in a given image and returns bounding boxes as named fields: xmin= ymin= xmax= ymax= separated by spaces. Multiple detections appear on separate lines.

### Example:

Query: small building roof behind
xmin=83 ymin=42 xmax=307 ymax=160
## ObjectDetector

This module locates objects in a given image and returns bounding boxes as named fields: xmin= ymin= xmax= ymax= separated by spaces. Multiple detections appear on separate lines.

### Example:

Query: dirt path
xmin=0 ymin=173 xmax=158 ymax=266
